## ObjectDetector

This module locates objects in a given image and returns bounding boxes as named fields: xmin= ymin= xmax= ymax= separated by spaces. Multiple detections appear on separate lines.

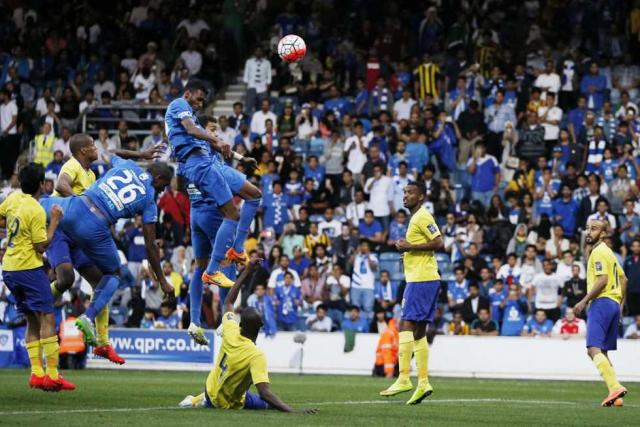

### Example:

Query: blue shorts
xmin=57 ymin=197 xmax=120 ymax=274
xmin=221 ymin=164 xmax=246 ymax=195
xmin=179 ymin=153 xmax=233 ymax=206
xmin=204 ymin=388 xmax=269 ymax=410
xmin=46 ymin=228 xmax=93 ymax=270
xmin=401 ymin=280 xmax=440 ymax=323
xmin=586 ymin=297 xmax=620 ymax=351
xmin=191 ymin=205 xmax=223 ymax=259
xmin=3 ymin=267 xmax=53 ymax=314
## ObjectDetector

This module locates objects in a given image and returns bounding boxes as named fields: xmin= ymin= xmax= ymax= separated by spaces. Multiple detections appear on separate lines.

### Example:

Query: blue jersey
xmin=165 ymin=97 xmax=211 ymax=161
xmin=84 ymin=155 xmax=158 ymax=224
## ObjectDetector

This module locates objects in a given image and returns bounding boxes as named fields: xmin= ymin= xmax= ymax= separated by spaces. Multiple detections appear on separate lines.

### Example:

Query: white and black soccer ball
xmin=277 ymin=34 xmax=307 ymax=63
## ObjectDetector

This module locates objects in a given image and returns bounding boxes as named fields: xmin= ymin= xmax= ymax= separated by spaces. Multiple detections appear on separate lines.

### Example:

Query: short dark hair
xmin=70 ymin=133 xmax=94 ymax=156
xmin=19 ymin=163 xmax=45 ymax=195
xmin=147 ymin=162 xmax=174 ymax=182
xmin=184 ymin=79 xmax=207 ymax=93
xmin=199 ymin=114 xmax=216 ymax=127
xmin=406 ymin=180 xmax=427 ymax=195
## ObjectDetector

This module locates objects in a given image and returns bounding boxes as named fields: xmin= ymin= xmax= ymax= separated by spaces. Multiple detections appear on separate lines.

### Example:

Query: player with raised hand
xmin=380 ymin=181 xmax=443 ymax=405
xmin=41 ymin=155 xmax=174 ymax=346
xmin=165 ymin=80 xmax=260 ymax=290
xmin=179 ymin=257 xmax=318 ymax=415
xmin=0 ymin=163 xmax=75 ymax=391
xmin=574 ymin=219 xmax=628 ymax=406
xmin=45 ymin=133 xmax=163 ymax=364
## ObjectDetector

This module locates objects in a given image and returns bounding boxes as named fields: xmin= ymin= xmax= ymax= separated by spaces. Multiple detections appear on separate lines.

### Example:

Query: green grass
xmin=0 ymin=369 xmax=637 ymax=426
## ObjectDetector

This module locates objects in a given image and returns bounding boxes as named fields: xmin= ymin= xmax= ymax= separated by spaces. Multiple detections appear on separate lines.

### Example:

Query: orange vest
xmin=59 ymin=316 xmax=86 ymax=354
xmin=375 ymin=319 xmax=399 ymax=376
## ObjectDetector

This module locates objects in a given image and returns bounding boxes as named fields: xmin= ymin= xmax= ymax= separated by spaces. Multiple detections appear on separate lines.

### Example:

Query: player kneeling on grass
xmin=574 ymin=219 xmax=628 ymax=407
xmin=0 ymin=163 xmax=75 ymax=391
xmin=179 ymin=257 xmax=317 ymax=415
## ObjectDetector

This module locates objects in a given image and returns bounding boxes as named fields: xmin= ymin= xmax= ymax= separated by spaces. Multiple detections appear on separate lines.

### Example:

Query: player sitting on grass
xmin=574 ymin=219 xmax=628 ymax=407
xmin=0 ymin=163 xmax=75 ymax=391
xmin=179 ymin=257 xmax=317 ymax=415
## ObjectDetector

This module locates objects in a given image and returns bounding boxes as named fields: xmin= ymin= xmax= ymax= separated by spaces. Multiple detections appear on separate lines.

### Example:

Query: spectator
xmin=467 ymin=141 xmax=500 ymax=208
xmin=534 ymin=60 xmax=561 ymax=100
xmin=301 ymin=264 xmax=326 ymax=306
xmin=517 ymin=111 xmax=546 ymax=163
xmin=488 ymin=279 xmax=507 ymax=325
xmin=393 ymin=88 xmax=416 ymax=121
xmin=177 ymin=10 xmax=210 ymax=38
xmin=304 ymin=222 xmax=330 ymax=254
xmin=307 ymin=305 xmax=332 ymax=332
xmin=552 ymin=184 xmax=578 ymax=238
xmin=537 ymin=92 xmax=562 ymax=149
xmin=342 ymin=306 xmax=369 ymax=332
xmin=141 ymin=309 xmax=155 ymax=329
xmin=580 ymin=61 xmax=607 ymax=110
xmin=521 ymin=309 xmax=554 ymax=337
xmin=447 ymin=267 xmax=469 ymax=311
xmin=387 ymin=210 xmax=408 ymax=248
xmin=530 ymin=259 xmax=562 ymax=321
xmin=496 ymin=253 xmax=521 ymax=286
xmin=54 ymin=127 xmax=72 ymax=159
xmin=346 ymin=190 xmax=368 ymax=228
xmin=373 ymin=310 xmax=399 ymax=378
xmin=552 ymin=307 xmax=586 ymax=339
xmin=364 ymin=165 xmax=393 ymax=228
xmin=446 ymin=311 xmax=470 ymax=335
xmin=180 ymin=38 xmax=202 ymax=76
xmin=350 ymin=240 xmax=378 ymax=320
xmin=274 ymin=272 xmax=302 ymax=331
xmin=155 ymin=302 xmax=181 ymax=329
xmin=358 ymin=210 xmax=384 ymax=244
xmin=500 ymin=285 xmax=528 ymax=336
xmin=623 ymin=239 xmax=640 ymax=316
xmin=244 ymin=47 xmax=271 ymax=113
xmin=263 ymin=181 xmax=290 ymax=235
xmin=158 ymin=177 xmax=190 ymax=243
xmin=45 ymin=150 xmax=64 ymax=178
xmin=545 ymin=225 xmax=569 ymax=260
xmin=623 ymin=315 xmax=640 ymax=339
xmin=32 ymin=123 xmax=56 ymax=167
xmin=0 ymin=89 xmax=19 ymax=179
xmin=141 ymin=270 xmax=163 ymax=312
xmin=375 ymin=270 xmax=398 ymax=314
xmin=484 ymin=90 xmax=516 ymax=158
xmin=246 ymin=283 xmax=277 ymax=337
xmin=267 ymin=255 xmax=302 ymax=294
xmin=461 ymin=283 xmax=491 ymax=324
xmin=344 ymin=121 xmax=369 ymax=184
xmin=470 ymin=308 xmax=499 ymax=336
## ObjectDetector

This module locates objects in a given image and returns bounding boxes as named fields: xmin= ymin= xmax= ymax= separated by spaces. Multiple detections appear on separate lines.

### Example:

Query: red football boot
xmin=93 ymin=344 xmax=126 ymax=365
xmin=42 ymin=374 xmax=76 ymax=392
xmin=28 ymin=374 xmax=45 ymax=389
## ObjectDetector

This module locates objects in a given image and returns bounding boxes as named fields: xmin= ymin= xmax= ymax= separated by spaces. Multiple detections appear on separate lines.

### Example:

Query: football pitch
xmin=0 ymin=369 xmax=637 ymax=426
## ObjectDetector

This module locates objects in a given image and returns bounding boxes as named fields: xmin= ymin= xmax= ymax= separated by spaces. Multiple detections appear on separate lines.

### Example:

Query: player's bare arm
xmin=111 ymin=143 xmax=165 ymax=161
xmin=181 ymin=117 xmax=225 ymax=152
xmin=254 ymin=382 xmax=318 ymax=414
xmin=142 ymin=222 xmax=174 ymax=297
xmin=34 ymin=204 xmax=63 ymax=254
xmin=54 ymin=172 xmax=74 ymax=196
xmin=574 ymin=274 xmax=608 ymax=317
xmin=224 ymin=257 xmax=260 ymax=313
xmin=396 ymin=235 xmax=444 ymax=252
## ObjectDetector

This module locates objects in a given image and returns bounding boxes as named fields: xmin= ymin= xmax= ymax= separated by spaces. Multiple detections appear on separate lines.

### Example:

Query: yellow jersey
xmin=52 ymin=157 xmax=96 ymax=196
xmin=0 ymin=191 xmax=47 ymax=271
xmin=205 ymin=312 xmax=269 ymax=409
xmin=587 ymin=242 xmax=624 ymax=304
xmin=404 ymin=207 xmax=441 ymax=282
xmin=414 ymin=63 xmax=440 ymax=100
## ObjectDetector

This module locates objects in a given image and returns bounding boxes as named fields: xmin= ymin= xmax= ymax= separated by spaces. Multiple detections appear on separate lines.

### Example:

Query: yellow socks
xmin=96 ymin=306 xmax=110 ymax=346
xmin=398 ymin=331 xmax=414 ymax=382
xmin=50 ymin=281 xmax=61 ymax=298
xmin=414 ymin=337 xmax=430 ymax=385
xmin=40 ymin=336 xmax=60 ymax=380
xmin=593 ymin=353 xmax=622 ymax=392
xmin=26 ymin=340 xmax=44 ymax=377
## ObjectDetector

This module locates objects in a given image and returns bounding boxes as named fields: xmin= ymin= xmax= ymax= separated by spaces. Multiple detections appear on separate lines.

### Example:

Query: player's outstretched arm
xmin=111 ymin=143 xmax=165 ymax=161
xmin=224 ymin=257 xmax=260 ymax=313
xmin=142 ymin=223 xmax=174 ymax=297
xmin=254 ymin=382 xmax=318 ymax=414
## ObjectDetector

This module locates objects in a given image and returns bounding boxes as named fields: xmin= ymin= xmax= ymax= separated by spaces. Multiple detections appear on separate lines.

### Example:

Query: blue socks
xmin=233 ymin=199 xmax=260 ymax=253
xmin=207 ymin=218 xmax=238 ymax=274
xmin=85 ymin=275 xmax=119 ymax=320
xmin=190 ymin=265 xmax=205 ymax=327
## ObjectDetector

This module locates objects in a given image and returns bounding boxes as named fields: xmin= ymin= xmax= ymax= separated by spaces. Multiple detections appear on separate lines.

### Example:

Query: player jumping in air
xmin=45 ymin=134 xmax=162 ymax=363
xmin=0 ymin=163 xmax=75 ymax=391
xmin=165 ymin=80 xmax=261 ymax=290
xmin=574 ymin=219 xmax=628 ymax=406
xmin=178 ymin=257 xmax=317 ymax=415
xmin=380 ymin=181 xmax=444 ymax=405
xmin=41 ymin=155 xmax=174 ymax=345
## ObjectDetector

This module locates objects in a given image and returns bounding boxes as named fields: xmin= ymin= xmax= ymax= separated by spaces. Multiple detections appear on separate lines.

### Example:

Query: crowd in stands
xmin=3 ymin=1 xmax=640 ymax=341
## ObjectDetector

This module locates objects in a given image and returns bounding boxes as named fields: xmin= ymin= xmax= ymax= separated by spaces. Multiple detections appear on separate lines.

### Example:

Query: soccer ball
xmin=277 ymin=34 xmax=306 ymax=63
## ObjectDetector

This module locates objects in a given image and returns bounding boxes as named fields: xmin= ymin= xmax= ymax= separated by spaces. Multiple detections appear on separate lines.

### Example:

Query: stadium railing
xmin=81 ymin=104 xmax=168 ymax=138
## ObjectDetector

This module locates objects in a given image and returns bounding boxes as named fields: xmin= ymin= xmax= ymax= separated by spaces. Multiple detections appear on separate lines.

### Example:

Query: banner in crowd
xmin=87 ymin=328 xmax=215 ymax=364
xmin=0 ymin=326 xmax=29 ymax=368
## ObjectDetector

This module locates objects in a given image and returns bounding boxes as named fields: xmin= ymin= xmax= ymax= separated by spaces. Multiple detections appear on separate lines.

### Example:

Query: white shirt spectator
xmin=133 ymin=72 xmax=156 ymax=102
xmin=180 ymin=49 xmax=203 ymax=76
xmin=53 ymin=137 xmax=71 ymax=158
xmin=556 ymin=261 xmax=585 ymax=282
xmin=318 ymin=218 xmax=342 ymax=239
xmin=538 ymin=105 xmax=563 ymax=140
xmin=351 ymin=253 xmax=378 ymax=290
xmin=326 ymin=274 xmax=351 ymax=300
xmin=344 ymin=135 xmax=369 ymax=175
xmin=296 ymin=115 xmax=318 ymax=140
xmin=393 ymin=97 xmax=416 ymax=121
xmin=0 ymin=100 xmax=18 ymax=134
xmin=94 ymin=80 xmax=116 ymax=98
xmin=587 ymin=212 xmax=617 ymax=231
xmin=534 ymin=72 xmax=561 ymax=98
xmin=497 ymin=264 xmax=522 ymax=282
xmin=79 ymin=99 xmax=97 ymax=115
xmin=346 ymin=200 xmax=367 ymax=227
xmin=364 ymin=175 xmax=393 ymax=217
xmin=95 ymin=138 xmax=117 ymax=164
xmin=128 ymin=5 xmax=148 ymax=26
xmin=250 ymin=110 xmax=277 ymax=136
xmin=544 ymin=236 xmax=570 ymax=259
xmin=306 ymin=314 xmax=332 ymax=332
xmin=216 ymin=126 xmax=237 ymax=147
xmin=177 ymin=18 xmax=210 ymax=38
xmin=623 ymin=321 xmax=640 ymax=338
xmin=120 ymin=57 xmax=138 ymax=76
xmin=531 ymin=272 xmax=562 ymax=310
xmin=243 ymin=57 xmax=272 ymax=94
xmin=35 ymin=97 xmax=59 ymax=117
xmin=267 ymin=267 xmax=301 ymax=289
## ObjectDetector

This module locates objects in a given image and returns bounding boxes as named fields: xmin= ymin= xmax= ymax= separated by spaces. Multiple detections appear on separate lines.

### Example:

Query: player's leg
xmin=243 ymin=391 xmax=270 ymax=410
xmin=586 ymin=298 xmax=626 ymax=406
xmin=223 ymin=166 xmax=262 ymax=264
xmin=24 ymin=312 xmax=45 ymax=388
xmin=40 ymin=311 xmax=75 ymax=391
xmin=46 ymin=229 xmax=77 ymax=297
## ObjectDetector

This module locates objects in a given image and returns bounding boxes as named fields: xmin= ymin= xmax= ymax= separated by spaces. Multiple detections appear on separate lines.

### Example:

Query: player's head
xmin=199 ymin=114 xmax=216 ymax=133
xmin=183 ymin=80 xmax=208 ymax=110
xmin=19 ymin=163 xmax=45 ymax=195
xmin=70 ymin=133 xmax=98 ymax=162
xmin=403 ymin=181 xmax=426 ymax=210
xmin=146 ymin=162 xmax=174 ymax=191
xmin=585 ymin=219 xmax=608 ymax=245
xmin=240 ymin=307 xmax=264 ymax=341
